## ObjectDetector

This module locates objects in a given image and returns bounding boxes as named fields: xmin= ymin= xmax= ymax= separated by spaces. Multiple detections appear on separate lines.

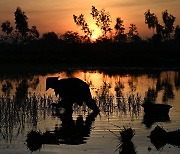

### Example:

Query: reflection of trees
xmin=145 ymin=72 xmax=175 ymax=102
xmin=128 ymin=77 xmax=138 ymax=92
xmin=0 ymin=93 xmax=56 ymax=142
xmin=156 ymin=74 xmax=174 ymax=102
xmin=145 ymin=88 xmax=158 ymax=102
xmin=174 ymin=71 xmax=180 ymax=90
xmin=115 ymin=80 xmax=125 ymax=113
xmin=0 ymin=76 xmax=39 ymax=95
xmin=95 ymin=81 xmax=113 ymax=113
xmin=127 ymin=94 xmax=141 ymax=117
xmin=0 ymin=71 xmax=179 ymax=143
xmin=161 ymin=76 xmax=174 ymax=102
xmin=0 ymin=96 xmax=36 ymax=142
xmin=144 ymin=76 xmax=162 ymax=102
xmin=59 ymin=70 xmax=178 ymax=105
xmin=13 ymin=77 xmax=40 ymax=104
xmin=0 ymin=77 xmax=47 ymax=143
xmin=1 ymin=80 xmax=13 ymax=96
xmin=94 ymin=80 xmax=142 ymax=117
xmin=29 ymin=77 xmax=39 ymax=90
xmin=15 ymin=79 xmax=29 ymax=102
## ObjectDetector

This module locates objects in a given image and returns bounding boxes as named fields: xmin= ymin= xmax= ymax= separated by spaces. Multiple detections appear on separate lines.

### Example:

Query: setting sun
xmin=88 ymin=23 xmax=102 ymax=41
xmin=91 ymin=34 xmax=98 ymax=41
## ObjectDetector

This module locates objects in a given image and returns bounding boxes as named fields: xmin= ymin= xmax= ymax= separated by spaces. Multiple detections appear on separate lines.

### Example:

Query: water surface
xmin=0 ymin=68 xmax=180 ymax=154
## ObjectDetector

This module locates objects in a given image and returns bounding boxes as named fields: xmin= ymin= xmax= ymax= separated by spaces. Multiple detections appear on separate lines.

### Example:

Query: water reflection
xmin=118 ymin=141 xmax=136 ymax=154
xmin=175 ymin=71 xmax=180 ymax=90
xmin=142 ymin=100 xmax=172 ymax=128
xmin=142 ymin=113 xmax=170 ymax=128
xmin=0 ymin=95 xmax=37 ymax=142
xmin=0 ymin=78 xmax=52 ymax=143
xmin=150 ymin=125 xmax=180 ymax=150
xmin=0 ymin=69 xmax=180 ymax=153
xmin=145 ymin=72 xmax=176 ymax=102
xmin=26 ymin=110 xmax=99 ymax=151
xmin=112 ymin=127 xmax=136 ymax=154
xmin=94 ymin=80 xmax=142 ymax=117
xmin=1 ymin=80 xmax=13 ymax=96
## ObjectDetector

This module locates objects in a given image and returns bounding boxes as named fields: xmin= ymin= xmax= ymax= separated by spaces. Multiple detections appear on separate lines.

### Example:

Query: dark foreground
xmin=0 ymin=39 xmax=180 ymax=69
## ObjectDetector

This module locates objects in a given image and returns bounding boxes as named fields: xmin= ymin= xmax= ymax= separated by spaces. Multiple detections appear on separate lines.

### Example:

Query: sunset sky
xmin=0 ymin=0 xmax=180 ymax=39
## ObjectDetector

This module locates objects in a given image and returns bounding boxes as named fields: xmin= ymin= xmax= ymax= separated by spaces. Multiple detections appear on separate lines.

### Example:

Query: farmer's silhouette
xmin=46 ymin=77 xmax=100 ymax=113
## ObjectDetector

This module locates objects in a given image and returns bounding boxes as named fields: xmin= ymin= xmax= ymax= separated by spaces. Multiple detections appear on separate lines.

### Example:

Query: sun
xmin=91 ymin=34 xmax=98 ymax=41
xmin=88 ymin=22 xmax=102 ymax=41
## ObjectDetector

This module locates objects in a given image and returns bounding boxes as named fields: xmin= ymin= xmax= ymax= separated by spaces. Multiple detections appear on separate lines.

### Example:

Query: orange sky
xmin=0 ymin=0 xmax=180 ymax=39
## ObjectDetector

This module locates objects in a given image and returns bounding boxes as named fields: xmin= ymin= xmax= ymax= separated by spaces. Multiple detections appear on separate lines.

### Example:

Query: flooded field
xmin=0 ymin=68 xmax=180 ymax=154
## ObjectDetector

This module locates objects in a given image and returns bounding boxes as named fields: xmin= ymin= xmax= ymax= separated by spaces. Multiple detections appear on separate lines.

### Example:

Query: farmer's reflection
xmin=26 ymin=110 xmax=99 ymax=152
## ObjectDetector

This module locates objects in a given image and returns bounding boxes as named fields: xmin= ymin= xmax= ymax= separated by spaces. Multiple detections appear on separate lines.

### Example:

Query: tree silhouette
xmin=162 ymin=10 xmax=176 ymax=39
xmin=151 ymin=23 xmax=164 ymax=44
xmin=91 ymin=6 xmax=112 ymax=37
xmin=128 ymin=24 xmax=141 ymax=41
xmin=1 ymin=21 xmax=13 ymax=35
xmin=28 ymin=26 xmax=39 ymax=39
xmin=14 ymin=7 xmax=29 ymax=38
xmin=144 ymin=9 xmax=158 ymax=34
xmin=175 ymin=25 xmax=180 ymax=45
xmin=42 ymin=32 xmax=58 ymax=41
xmin=114 ymin=17 xmax=125 ymax=34
xmin=114 ymin=17 xmax=127 ymax=42
xmin=73 ymin=14 xmax=92 ymax=41
xmin=61 ymin=31 xmax=82 ymax=43
xmin=156 ymin=23 xmax=164 ymax=36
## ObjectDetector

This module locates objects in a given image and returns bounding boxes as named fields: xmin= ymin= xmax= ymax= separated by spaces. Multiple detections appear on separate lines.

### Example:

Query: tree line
xmin=144 ymin=9 xmax=179 ymax=42
xmin=1 ymin=7 xmax=39 ymax=41
xmin=1 ymin=6 xmax=180 ymax=44
xmin=73 ymin=6 xmax=140 ymax=43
